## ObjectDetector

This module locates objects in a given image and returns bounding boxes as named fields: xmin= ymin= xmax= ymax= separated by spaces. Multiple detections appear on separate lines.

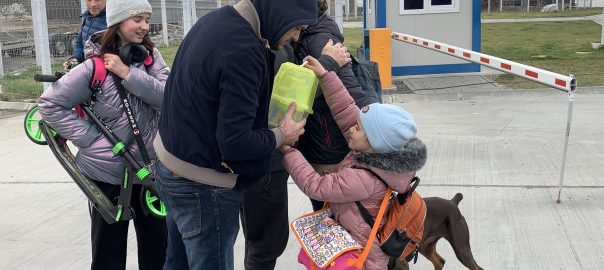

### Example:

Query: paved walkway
xmin=2 ymin=89 xmax=604 ymax=269
xmin=2 ymin=14 xmax=604 ymax=268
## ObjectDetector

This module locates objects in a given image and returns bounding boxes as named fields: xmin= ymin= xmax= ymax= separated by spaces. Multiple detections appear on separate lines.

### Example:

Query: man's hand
xmin=103 ymin=53 xmax=130 ymax=79
xmin=279 ymin=102 xmax=306 ymax=146
xmin=63 ymin=58 xmax=80 ymax=73
xmin=321 ymin=39 xmax=351 ymax=68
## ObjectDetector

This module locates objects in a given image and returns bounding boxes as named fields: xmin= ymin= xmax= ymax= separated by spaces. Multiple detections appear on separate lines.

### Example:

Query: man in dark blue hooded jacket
xmin=154 ymin=0 xmax=350 ymax=269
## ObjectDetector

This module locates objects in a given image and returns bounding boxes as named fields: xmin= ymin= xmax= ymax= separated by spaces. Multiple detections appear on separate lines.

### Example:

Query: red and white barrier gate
xmin=391 ymin=31 xmax=577 ymax=203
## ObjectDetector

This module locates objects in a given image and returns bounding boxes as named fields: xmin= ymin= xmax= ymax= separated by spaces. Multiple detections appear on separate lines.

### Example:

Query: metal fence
xmin=0 ymin=0 xmax=362 ymax=102
xmin=0 ymin=0 xmax=221 ymax=101
xmin=483 ymin=0 xmax=602 ymax=12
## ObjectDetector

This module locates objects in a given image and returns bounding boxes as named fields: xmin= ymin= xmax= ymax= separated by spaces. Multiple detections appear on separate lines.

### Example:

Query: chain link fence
xmin=0 ymin=0 xmax=222 ymax=101
xmin=1 ymin=0 xmax=86 ymax=101
xmin=483 ymin=0 xmax=555 ymax=11
xmin=0 ymin=0 xmax=363 ymax=102
xmin=483 ymin=0 xmax=603 ymax=12
xmin=149 ymin=0 xmax=221 ymax=46
xmin=327 ymin=0 xmax=363 ymax=21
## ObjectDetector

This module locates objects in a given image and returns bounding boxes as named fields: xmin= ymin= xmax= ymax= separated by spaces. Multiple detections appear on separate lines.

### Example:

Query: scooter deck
xmin=39 ymin=121 xmax=134 ymax=224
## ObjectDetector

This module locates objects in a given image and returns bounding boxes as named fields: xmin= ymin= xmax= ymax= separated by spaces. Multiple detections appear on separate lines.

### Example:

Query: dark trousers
xmin=240 ymin=169 xmax=290 ymax=270
xmin=310 ymin=198 xmax=325 ymax=211
xmin=90 ymin=180 xmax=167 ymax=270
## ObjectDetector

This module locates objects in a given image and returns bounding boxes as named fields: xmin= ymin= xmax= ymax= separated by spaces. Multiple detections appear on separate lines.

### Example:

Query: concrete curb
xmin=0 ymin=101 xmax=36 ymax=111
xmin=383 ymin=86 xmax=604 ymax=103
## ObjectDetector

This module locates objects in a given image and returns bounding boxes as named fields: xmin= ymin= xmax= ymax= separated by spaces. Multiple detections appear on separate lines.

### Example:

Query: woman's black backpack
xmin=350 ymin=56 xmax=383 ymax=104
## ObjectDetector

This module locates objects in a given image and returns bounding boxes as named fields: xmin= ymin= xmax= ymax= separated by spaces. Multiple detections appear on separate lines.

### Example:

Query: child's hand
xmin=279 ymin=144 xmax=292 ymax=153
xmin=303 ymin=56 xmax=327 ymax=78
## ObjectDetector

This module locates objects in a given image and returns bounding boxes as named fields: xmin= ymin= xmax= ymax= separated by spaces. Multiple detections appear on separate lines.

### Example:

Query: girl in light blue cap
xmin=279 ymin=56 xmax=427 ymax=270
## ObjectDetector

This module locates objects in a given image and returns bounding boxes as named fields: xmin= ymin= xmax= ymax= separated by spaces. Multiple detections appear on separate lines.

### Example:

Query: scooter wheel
xmin=24 ymin=106 xmax=52 ymax=145
xmin=141 ymin=187 xmax=167 ymax=218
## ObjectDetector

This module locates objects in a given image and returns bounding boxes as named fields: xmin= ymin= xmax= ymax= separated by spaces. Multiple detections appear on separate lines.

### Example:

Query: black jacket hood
xmin=251 ymin=0 xmax=318 ymax=47
xmin=302 ymin=12 xmax=344 ymax=43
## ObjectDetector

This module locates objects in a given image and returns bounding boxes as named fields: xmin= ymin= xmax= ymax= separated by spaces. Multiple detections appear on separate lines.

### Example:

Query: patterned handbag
xmin=291 ymin=191 xmax=391 ymax=270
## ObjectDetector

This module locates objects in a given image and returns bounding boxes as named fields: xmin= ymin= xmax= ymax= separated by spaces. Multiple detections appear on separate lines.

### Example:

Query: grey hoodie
xmin=38 ymin=31 xmax=170 ymax=185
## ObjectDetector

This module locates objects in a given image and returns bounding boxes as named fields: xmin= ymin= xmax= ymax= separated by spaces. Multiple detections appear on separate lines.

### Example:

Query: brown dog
xmin=388 ymin=193 xmax=483 ymax=270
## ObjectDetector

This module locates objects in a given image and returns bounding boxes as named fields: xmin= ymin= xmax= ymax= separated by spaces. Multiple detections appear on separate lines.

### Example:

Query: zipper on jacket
xmin=322 ymin=115 xmax=331 ymax=149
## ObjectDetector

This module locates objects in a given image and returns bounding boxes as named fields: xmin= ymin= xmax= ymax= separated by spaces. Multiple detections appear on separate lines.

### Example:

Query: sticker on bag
xmin=291 ymin=208 xmax=362 ymax=268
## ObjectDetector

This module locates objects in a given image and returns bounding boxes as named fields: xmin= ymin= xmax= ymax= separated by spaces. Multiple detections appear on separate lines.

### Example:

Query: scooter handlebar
xmin=34 ymin=72 xmax=65 ymax=82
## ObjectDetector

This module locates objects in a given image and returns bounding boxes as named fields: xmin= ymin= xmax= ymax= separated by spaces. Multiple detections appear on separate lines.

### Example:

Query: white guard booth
xmin=363 ymin=0 xmax=482 ymax=76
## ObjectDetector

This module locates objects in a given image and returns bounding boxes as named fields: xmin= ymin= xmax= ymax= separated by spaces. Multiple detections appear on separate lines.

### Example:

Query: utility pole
xmin=335 ymin=0 xmax=344 ymax=34
xmin=182 ymin=0 xmax=192 ymax=36
xmin=31 ymin=0 xmax=52 ymax=89
xmin=161 ymin=0 xmax=168 ymax=46
xmin=345 ymin=0 xmax=349 ymax=21
xmin=601 ymin=7 xmax=604 ymax=44
xmin=191 ymin=0 xmax=197 ymax=22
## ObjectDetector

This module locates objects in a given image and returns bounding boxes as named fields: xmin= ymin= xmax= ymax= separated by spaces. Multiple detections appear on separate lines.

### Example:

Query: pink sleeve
xmin=319 ymin=72 xmax=361 ymax=134
xmin=282 ymin=148 xmax=380 ymax=203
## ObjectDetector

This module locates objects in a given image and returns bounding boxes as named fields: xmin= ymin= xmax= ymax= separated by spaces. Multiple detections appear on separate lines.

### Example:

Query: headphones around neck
xmin=119 ymin=44 xmax=152 ymax=66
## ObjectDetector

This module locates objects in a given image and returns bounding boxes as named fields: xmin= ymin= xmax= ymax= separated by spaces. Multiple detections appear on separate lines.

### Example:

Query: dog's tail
xmin=451 ymin=193 xmax=463 ymax=205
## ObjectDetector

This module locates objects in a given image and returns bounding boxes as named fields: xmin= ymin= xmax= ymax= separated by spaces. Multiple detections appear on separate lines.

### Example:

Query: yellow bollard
xmin=369 ymin=28 xmax=392 ymax=89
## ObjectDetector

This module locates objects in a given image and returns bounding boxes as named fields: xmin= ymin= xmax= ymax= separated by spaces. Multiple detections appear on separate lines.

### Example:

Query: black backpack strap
xmin=397 ymin=177 xmax=420 ymax=204
xmin=112 ymin=73 xmax=152 ymax=166
xmin=353 ymin=166 xmax=387 ymax=228
xmin=355 ymin=201 xmax=375 ymax=228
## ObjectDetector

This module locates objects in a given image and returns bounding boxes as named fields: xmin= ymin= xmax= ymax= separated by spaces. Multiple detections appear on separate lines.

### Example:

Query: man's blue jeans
xmin=154 ymin=162 xmax=241 ymax=270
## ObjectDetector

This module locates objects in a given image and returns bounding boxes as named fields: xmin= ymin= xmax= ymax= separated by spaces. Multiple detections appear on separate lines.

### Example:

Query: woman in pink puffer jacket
xmin=280 ymin=56 xmax=427 ymax=270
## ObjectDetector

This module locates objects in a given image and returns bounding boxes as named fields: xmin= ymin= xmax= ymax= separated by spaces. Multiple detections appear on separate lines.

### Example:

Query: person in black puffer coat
xmin=294 ymin=0 xmax=372 ymax=211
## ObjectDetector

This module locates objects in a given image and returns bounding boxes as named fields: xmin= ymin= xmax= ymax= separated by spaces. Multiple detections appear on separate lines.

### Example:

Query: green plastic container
xmin=268 ymin=62 xmax=318 ymax=128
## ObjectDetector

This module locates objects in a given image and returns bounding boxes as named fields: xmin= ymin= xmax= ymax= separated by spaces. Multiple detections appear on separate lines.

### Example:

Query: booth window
xmin=400 ymin=0 xmax=459 ymax=15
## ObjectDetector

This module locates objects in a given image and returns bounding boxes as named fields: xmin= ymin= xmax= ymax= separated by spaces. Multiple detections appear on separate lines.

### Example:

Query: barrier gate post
xmin=391 ymin=31 xmax=578 ymax=203
xmin=556 ymin=85 xmax=576 ymax=203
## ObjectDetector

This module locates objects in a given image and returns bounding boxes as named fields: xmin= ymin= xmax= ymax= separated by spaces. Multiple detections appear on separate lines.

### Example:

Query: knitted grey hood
xmin=351 ymin=137 xmax=426 ymax=193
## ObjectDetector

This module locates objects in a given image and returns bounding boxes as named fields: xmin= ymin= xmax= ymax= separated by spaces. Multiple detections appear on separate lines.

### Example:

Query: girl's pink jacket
xmin=282 ymin=72 xmax=427 ymax=270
